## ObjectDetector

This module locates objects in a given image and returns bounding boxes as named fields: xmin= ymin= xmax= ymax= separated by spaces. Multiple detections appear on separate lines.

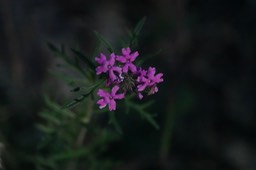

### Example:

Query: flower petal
xmin=95 ymin=53 xmax=106 ymax=64
xmin=114 ymin=93 xmax=125 ymax=99
xmin=97 ymin=99 xmax=107 ymax=109
xmin=97 ymin=89 xmax=109 ymax=98
xmin=111 ymin=85 xmax=119 ymax=96
xmin=155 ymin=73 xmax=164 ymax=83
xmin=130 ymin=51 xmax=139 ymax=61
xmin=129 ymin=64 xmax=137 ymax=73
xmin=109 ymin=70 xmax=117 ymax=81
xmin=116 ymin=56 xmax=126 ymax=63
xmin=109 ymin=53 xmax=116 ymax=66
xmin=147 ymin=67 xmax=156 ymax=78
xmin=122 ymin=47 xmax=131 ymax=55
xmin=122 ymin=63 xmax=129 ymax=73
xmin=109 ymin=99 xmax=116 ymax=111
xmin=137 ymin=83 xmax=147 ymax=92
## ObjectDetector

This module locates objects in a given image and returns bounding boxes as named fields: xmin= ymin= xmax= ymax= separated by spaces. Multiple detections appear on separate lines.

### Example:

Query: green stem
xmin=159 ymin=98 xmax=175 ymax=166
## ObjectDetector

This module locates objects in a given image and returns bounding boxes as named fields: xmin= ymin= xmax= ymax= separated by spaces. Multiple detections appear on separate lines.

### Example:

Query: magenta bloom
xmin=116 ymin=47 xmax=139 ymax=73
xmin=97 ymin=85 xmax=125 ymax=111
xmin=137 ymin=67 xmax=163 ymax=93
xmin=95 ymin=53 xmax=122 ymax=81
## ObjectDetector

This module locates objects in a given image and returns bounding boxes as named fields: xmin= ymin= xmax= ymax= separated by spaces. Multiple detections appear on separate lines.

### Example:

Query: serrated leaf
xmin=94 ymin=31 xmax=114 ymax=53
xmin=63 ymin=79 xmax=104 ymax=109
xmin=71 ymin=49 xmax=96 ymax=71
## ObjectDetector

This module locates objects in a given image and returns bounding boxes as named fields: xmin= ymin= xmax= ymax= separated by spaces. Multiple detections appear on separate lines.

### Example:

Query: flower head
xmin=97 ymin=85 xmax=125 ymax=111
xmin=95 ymin=47 xmax=164 ymax=110
xmin=116 ymin=47 xmax=139 ymax=73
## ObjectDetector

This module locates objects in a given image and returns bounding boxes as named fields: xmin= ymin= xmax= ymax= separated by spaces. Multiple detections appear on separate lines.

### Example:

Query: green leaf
xmin=47 ymin=42 xmax=68 ymax=60
xmin=71 ymin=49 xmax=96 ymax=71
xmin=44 ymin=96 xmax=75 ymax=119
xmin=63 ymin=79 xmax=104 ymax=109
xmin=63 ymin=93 xmax=91 ymax=109
xmin=39 ymin=111 xmax=61 ymax=125
xmin=134 ymin=16 xmax=147 ymax=36
xmin=94 ymin=31 xmax=114 ymax=53
xmin=125 ymin=95 xmax=159 ymax=129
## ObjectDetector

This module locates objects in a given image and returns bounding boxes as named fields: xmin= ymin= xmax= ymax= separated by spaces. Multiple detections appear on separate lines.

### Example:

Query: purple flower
xmin=97 ymin=85 xmax=125 ymax=111
xmin=137 ymin=67 xmax=163 ymax=92
xmin=116 ymin=47 xmax=139 ymax=73
xmin=95 ymin=53 xmax=122 ymax=81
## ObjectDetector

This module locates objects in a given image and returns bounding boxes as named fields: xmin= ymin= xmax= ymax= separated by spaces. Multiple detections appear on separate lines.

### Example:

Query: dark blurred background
xmin=0 ymin=0 xmax=256 ymax=169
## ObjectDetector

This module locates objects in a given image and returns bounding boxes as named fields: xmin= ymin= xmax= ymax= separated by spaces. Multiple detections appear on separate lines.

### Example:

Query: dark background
xmin=0 ymin=0 xmax=256 ymax=169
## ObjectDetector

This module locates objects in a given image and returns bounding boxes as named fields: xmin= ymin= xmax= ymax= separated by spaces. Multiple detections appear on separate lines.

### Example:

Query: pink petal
xmin=112 ymin=66 xmax=122 ymax=74
xmin=111 ymin=85 xmax=119 ymax=96
xmin=109 ymin=70 xmax=117 ymax=81
xmin=95 ymin=53 xmax=106 ymax=64
xmin=137 ymin=83 xmax=147 ymax=92
xmin=97 ymin=99 xmax=107 ymax=109
xmin=97 ymin=89 xmax=109 ymax=98
xmin=147 ymin=67 xmax=156 ymax=78
xmin=155 ymin=73 xmax=164 ymax=83
xmin=122 ymin=47 xmax=131 ymax=55
xmin=122 ymin=64 xmax=129 ymax=73
xmin=109 ymin=53 xmax=116 ymax=66
xmin=129 ymin=64 xmax=137 ymax=73
xmin=114 ymin=93 xmax=125 ymax=99
xmin=116 ymin=56 xmax=126 ymax=63
xmin=130 ymin=51 xmax=139 ymax=61
xmin=109 ymin=99 xmax=116 ymax=111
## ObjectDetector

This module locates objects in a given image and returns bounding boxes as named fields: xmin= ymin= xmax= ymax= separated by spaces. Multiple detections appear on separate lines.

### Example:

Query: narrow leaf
xmin=94 ymin=31 xmax=114 ymax=53
xmin=142 ymin=112 xmax=159 ymax=129
xmin=71 ymin=49 xmax=96 ymax=71
xmin=39 ymin=111 xmax=61 ymax=125
xmin=134 ymin=16 xmax=147 ymax=36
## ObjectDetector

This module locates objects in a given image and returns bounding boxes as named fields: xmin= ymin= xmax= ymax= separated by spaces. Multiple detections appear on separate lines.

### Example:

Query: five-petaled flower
xmin=95 ymin=53 xmax=122 ymax=81
xmin=116 ymin=47 xmax=139 ymax=73
xmin=97 ymin=85 xmax=125 ymax=111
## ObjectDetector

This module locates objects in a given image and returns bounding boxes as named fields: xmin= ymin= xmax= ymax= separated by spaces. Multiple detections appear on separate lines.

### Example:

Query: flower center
xmin=108 ymin=65 xmax=112 ymax=69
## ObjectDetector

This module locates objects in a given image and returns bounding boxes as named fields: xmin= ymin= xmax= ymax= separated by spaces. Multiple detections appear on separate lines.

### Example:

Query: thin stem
xmin=159 ymin=96 xmax=175 ymax=167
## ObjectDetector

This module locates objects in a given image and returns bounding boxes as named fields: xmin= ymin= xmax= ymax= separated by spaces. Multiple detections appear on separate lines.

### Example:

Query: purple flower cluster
xmin=96 ymin=47 xmax=163 ymax=111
